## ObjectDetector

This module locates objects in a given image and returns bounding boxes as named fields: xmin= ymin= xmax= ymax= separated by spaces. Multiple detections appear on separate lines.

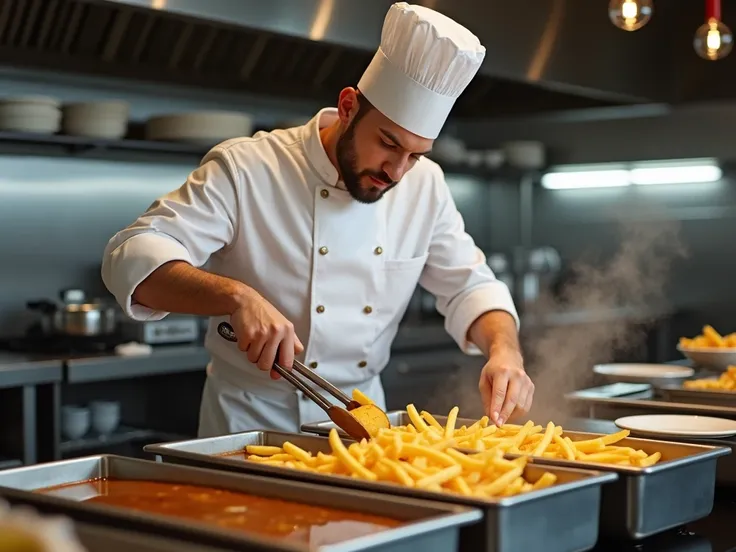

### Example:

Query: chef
xmin=101 ymin=2 xmax=533 ymax=437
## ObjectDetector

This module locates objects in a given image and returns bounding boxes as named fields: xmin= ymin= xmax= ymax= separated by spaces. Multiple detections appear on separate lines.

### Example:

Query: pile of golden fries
xmin=246 ymin=426 xmax=552 ymax=498
xmin=680 ymin=325 xmax=736 ymax=349
xmin=684 ymin=366 xmax=736 ymax=391
xmin=244 ymin=401 xmax=663 ymax=498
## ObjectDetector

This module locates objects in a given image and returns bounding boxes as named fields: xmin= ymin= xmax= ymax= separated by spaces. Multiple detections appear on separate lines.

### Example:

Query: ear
xmin=336 ymin=87 xmax=360 ymax=125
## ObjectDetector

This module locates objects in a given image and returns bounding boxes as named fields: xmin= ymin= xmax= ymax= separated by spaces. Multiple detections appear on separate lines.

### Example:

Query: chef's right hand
xmin=229 ymin=290 xmax=304 ymax=379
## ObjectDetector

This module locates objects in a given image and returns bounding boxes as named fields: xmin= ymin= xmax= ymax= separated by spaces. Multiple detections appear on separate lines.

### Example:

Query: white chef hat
xmin=357 ymin=2 xmax=485 ymax=140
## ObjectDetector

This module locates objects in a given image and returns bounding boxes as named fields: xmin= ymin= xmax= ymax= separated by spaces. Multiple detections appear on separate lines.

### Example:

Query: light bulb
xmin=608 ymin=0 xmax=653 ymax=31
xmin=694 ymin=17 xmax=734 ymax=60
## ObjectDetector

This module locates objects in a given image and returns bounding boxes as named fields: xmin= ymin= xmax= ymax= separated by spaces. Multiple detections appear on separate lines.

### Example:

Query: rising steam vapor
xmin=523 ymin=214 xmax=688 ymax=423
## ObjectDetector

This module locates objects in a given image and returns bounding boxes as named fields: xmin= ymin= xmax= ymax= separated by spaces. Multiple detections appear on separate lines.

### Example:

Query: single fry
xmin=352 ymin=388 xmax=374 ymax=406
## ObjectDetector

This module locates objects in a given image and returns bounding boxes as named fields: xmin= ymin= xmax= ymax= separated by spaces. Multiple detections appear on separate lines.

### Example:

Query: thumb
xmin=295 ymin=336 xmax=305 ymax=354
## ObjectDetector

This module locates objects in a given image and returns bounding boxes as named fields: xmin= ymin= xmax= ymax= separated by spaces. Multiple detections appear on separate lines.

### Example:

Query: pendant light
xmin=693 ymin=0 xmax=733 ymax=60
xmin=608 ymin=0 xmax=653 ymax=31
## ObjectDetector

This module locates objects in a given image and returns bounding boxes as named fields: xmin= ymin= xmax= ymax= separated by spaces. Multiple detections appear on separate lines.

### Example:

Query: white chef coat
xmin=101 ymin=107 xmax=518 ymax=437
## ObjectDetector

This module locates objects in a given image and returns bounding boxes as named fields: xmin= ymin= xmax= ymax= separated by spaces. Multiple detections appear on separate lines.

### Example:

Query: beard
xmin=335 ymin=119 xmax=398 ymax=204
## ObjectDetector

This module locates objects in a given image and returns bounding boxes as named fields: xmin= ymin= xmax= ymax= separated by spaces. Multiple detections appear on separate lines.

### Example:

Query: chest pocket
xmin=373 ymin=253 xmax=429 ymax=329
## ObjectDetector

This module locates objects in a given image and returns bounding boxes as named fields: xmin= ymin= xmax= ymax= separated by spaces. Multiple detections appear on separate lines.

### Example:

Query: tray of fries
xmin=657 ymin=367 xmax=736 ymax=407
xmin=145 ymin=429 xmax=617 ymax=552
xmin=302 ymin=405 xmax=730 ymax=540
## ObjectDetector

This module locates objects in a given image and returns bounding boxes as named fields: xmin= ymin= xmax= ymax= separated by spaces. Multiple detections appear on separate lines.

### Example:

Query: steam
xmin=524 ymin=214 xmax=688 ymax=423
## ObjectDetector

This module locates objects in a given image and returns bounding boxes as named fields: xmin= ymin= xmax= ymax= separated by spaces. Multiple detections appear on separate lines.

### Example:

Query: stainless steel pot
xmin=27 ymin=289 xmax=118 ymax=337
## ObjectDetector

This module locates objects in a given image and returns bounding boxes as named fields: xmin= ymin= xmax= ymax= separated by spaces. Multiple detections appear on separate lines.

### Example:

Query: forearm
xmin=467 ymin=310 xmax=521 ymax=359
xmin=132 ymin=260 xmax=250 ymax=317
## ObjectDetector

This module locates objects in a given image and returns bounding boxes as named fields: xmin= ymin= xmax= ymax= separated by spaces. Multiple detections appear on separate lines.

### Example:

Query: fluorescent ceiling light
xmin=541 ymin=158 xmax=722 ymax=190
xmin=630 ymin=164 xmax=722 ymax=185
xmin=541 ymin=170 xmax=629 ymax=189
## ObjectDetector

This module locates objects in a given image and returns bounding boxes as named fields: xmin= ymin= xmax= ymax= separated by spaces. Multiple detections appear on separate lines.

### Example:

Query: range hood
xmin=0 ymin=0 xmax=727 ymax=120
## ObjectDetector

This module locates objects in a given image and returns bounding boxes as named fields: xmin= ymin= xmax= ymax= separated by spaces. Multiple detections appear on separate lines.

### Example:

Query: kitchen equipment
xmin=145 ymin=431 xmax=617 ymax=552
xmin=487 ymin=252 xmax=514 ymax=292
xmin=304 ymin=410 xmax=729 ymax=540
xmin=502 ymin=140 xmax=546 ymax=170
xmin=593 ymin=363 xmax=695 ymax=386
xmin=217 ymin=322 xmax=389 ymax=440
xmin=27 ymin=289 xmax=117 ymax=337
xmin=512 ymin=245 xmax=562 ymax=306
xmin=0 ymin=455 xmax=482 ymax=552
xmin=120 ymin=317 xmax=199 ymax=345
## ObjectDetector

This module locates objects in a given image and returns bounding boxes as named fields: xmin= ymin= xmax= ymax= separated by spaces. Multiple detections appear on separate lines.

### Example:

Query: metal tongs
xmin=217 ymin=322 xmax=389 ymax=441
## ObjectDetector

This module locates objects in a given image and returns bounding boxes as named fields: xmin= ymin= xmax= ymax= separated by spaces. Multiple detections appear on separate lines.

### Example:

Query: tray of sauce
xmin=145 ymin=430 xmax=618 ymax=552
xmin=0 ymin=455 xmax=481 ymax=552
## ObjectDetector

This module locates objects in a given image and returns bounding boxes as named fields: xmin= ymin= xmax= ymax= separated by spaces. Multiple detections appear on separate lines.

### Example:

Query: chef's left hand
xmin=479 ymin=347 xmax=534 ymax=427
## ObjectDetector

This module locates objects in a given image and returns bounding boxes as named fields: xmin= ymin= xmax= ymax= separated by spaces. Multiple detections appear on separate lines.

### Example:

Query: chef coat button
xmin=358 ymin=361 xmax=367 ymax=368
xmin=320 ymin=189 xmax=329 ymax=199
xmin=319 ymin=246 xmax=329 ymax=255
xmin=309 ymin=361 xmax=318 ymax=369
xmin=316 ymin=305 xmax=325 ymax=313
xmin=374 ymin=246 xmax=383 ymax=255
xmin=363 ymin=306 xmax=373 ymax=314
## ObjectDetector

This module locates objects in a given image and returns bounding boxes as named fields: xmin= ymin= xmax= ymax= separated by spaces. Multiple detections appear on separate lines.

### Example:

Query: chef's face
xmin=336 ymin=90 xmax=433 ymax=204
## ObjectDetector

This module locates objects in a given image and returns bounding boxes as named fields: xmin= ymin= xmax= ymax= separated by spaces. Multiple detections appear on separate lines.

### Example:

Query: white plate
xmin=615 ymin=414 xmax=736 ymax=439
xmin=593 ymin=363 xmax=694 ymax=384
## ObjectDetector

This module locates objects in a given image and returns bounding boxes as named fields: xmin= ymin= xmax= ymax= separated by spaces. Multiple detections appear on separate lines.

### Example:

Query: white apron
xmin=101 ymin=108 xmax=518 ymax=438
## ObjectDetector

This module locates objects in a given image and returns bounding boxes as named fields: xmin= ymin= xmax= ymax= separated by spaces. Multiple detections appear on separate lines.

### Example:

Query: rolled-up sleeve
xmin=101 ymin=148 xmax=240 ymax=321
xmin=419 ymin=168 xmax=519 ymax=355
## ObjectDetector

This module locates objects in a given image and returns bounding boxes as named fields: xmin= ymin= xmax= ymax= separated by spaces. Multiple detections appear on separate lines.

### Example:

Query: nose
xmin=383 ymin=156 xmax=410 ymax=183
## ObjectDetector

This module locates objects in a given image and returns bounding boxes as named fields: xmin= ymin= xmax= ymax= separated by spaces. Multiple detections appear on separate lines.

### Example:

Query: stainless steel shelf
xmin=0 ymin=130 xmax=209 ymax=162
xmin=60 ymin=425 xmax=190 ymax=455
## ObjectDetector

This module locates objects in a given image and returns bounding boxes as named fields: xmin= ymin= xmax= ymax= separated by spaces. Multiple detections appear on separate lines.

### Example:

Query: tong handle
xmin=289 ymin=360 xmax=353 ymax=407
xmin=216 ymin=322 xmax=333 ymax=413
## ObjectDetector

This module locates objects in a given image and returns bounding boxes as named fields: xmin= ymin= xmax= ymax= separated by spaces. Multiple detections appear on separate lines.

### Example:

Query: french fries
xmin=680 ymin=325 xmax=736 ymax=349
xmin=398 ymin=405 xmax=661 ymax=468
xmin=246 ymin=426 xmax=555 ymax=498
xmin=460 ymin=419 xmax=662 ymax=468
xmin=684 ymin=366 xmax=736 ymax=391
xmin=244 ymin=403 xmax=665 ymax=499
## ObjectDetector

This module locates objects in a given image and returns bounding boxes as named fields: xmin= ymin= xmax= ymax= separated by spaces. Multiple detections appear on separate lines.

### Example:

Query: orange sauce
xmin=37 ymin=478 xmax=402 ymax=545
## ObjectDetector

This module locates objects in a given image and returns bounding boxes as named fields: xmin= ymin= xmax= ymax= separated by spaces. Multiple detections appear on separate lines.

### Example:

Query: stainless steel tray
xmin=658 ymin=382 xmax=736 ymax=408
xmin=145 ymin=430 xmax=618 ymax=552
xmin=304 ymin=410 xmax=730 ymax=540
xmin=505 ymin=430 xmax=729 ymax=540
xmin=565 ymin=389 xmax=736 ymax=488
xmin=0 ymin=454 xmax=481 ymax=552
xmin=565 ymin=386 xmax=736 ymax=419
xmin=74 ymin=522 xmax=232 ymax=552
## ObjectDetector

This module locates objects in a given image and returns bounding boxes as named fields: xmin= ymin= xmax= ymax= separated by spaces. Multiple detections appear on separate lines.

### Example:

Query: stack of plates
xmin=61 ymin=101 xmax=129 ymax=139
xmin=145 ymin=111 xmax=253 ymax=145
xmin=0 ymin=96 xmax=61 ymax=134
